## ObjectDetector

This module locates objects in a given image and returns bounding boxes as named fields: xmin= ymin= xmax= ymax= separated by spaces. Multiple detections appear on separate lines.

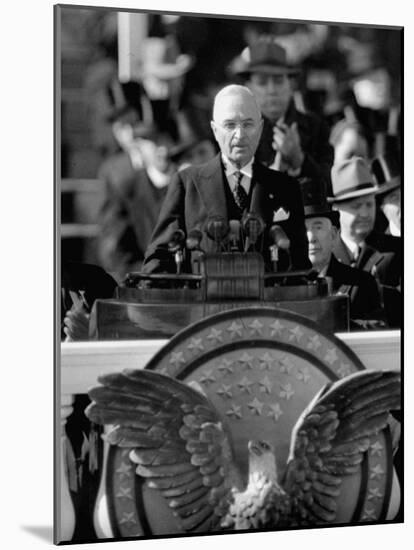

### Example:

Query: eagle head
xmin=248 ymin=440 xmax=278 ymax=483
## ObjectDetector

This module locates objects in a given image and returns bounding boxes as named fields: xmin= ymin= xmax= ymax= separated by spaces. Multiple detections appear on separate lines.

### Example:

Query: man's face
xmin=247 ymin=73 xmax=292 ymax=122
xmin=334 ymin=194 xmax=376 ymax=243
xmin=139 ymin=136 xmax=175 ymax=174
xmin=381 ymin=187 xmax=401 ymax=232
xmin=211 ymin=92 xmax=263 ymax=168
xmin=305 ymin=217 xmax=337 ymax=271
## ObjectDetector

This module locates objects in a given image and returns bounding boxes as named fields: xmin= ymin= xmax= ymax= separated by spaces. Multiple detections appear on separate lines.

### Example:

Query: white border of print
xmin=2 ymin=1 xmax=410 ymax=549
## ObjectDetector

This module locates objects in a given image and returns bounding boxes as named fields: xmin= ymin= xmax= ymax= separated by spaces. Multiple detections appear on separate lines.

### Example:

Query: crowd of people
xmin=62 ymin=21 xmax=402 ymax=339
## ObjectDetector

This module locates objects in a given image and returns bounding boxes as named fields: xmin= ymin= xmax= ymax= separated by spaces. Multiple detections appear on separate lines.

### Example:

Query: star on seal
xmin=248 ymin=319 xmax=264 ymax=335
xmin=116 ymin=461 xmax=132 ymax=480
xmin=370 ymin=441 xmax=384 ymax=457
xmin=170 ymin=351 xmax=186 ymax=368
xmin=119 ymin=512 xmax=137 ymax=526
xmin=269 ymin=319 xmax=284 ymax=337
xmin=187 ymin=338 xmax=205 ymax=353
xmin=216 ymin=384 xmax=233 ymax=399
xmin=279 ymin=383 xmax=294 ymax=400
xmin=207 ymin=327 xmax=223 ymax=344
xmin=258 ymin=352 xmax=274 ymax=370
xmin=227 ymin=321 xmax=243 ymax=338
xmin=238 ymin=352 xmax=255 ymax=369
xmin=238 ymin=376 xmax=254 ymax=394
xmin=306 ymin=334 xmax=322 ymax=351
xmin=116 ymin=486 xmax=133 ymax=500
xmin=217 ymin=358 xmax=234 ymax=376
xmin=199 ymin=370 xmax=216 ymax=386
xmin=247 ymin=397 xmax=264 ymax=416
xmin=259 ymin=376 xmax=273 ymax=394
xmin=225 ymin=403 xmax=243 ymax=420
xmin=324 ymin=348 xmax=338 ymax=365
xmin=267 ymin=402 xmax=283 ymax=421
xmin=369 ymin=464 xmax=385 ymax=480
xmin=289 ymin=326 xmax=303 ymax=342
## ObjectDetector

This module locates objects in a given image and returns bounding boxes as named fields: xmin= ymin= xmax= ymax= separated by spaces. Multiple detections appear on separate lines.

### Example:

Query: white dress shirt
xmin=222 ymin=155 xmax=253 ymax=196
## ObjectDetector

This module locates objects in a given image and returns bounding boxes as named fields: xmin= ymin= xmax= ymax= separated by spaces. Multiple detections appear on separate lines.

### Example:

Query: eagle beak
xmin=248 ymin=440 xmax=262 ymax=456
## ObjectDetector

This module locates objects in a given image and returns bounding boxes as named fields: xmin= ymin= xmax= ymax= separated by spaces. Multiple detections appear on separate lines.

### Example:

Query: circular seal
xmin=104 ymin=307 xmax=395 ymax=537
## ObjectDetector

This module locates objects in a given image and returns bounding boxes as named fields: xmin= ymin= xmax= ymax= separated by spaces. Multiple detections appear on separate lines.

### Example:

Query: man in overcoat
xmin=143 ymin=85 xmax=311 ymax=274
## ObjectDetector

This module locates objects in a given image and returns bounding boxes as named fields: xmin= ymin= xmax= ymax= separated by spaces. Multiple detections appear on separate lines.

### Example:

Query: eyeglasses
xmin=215 ymin=120 xmax=260 ymax=133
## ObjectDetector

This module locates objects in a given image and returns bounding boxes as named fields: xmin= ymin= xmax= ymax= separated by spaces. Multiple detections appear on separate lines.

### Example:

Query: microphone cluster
xmin=166 ymin=214 xmax=291 ymax=274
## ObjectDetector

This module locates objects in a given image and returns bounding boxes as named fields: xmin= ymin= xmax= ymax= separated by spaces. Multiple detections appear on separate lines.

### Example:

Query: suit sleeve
xmin=299 ymin=116 xmax=334 ymax=196
xmin=97 ymin=162 xmax=143 ymax=280
xmin=277 ymin=175 xmax=312 ymax=271
xmin=142 ymin=172 xmax=186 ymax=273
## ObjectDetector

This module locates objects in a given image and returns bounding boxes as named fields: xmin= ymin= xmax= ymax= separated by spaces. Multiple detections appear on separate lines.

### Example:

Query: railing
xmin=58 ymin=331 xmax=401 ymax=542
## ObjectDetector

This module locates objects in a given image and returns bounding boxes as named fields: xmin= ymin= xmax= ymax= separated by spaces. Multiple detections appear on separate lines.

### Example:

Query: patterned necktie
xmin=233 ymin=171 xmax=248 ymax=211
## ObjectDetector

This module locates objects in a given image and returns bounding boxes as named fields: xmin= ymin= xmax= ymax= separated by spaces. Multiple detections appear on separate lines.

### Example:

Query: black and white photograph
xmin=55 ymin=2 xmax=404 ymax=545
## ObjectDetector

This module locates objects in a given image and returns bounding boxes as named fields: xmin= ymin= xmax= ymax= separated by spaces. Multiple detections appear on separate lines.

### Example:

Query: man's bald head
xmin=211 ymin=85 xmax=263 ymax=168
xmin=212 ymin=85 xmax=261 ymax=121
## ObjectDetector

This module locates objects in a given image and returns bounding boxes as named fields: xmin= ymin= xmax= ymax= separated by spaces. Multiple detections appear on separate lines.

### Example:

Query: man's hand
xmin=272 ymin=122 xmax=305 ymax=171
xmin=63 ymin=304 xmax=90 ymax=341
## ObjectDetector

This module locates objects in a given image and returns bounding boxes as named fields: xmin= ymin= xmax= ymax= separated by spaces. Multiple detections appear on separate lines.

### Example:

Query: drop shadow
xmin=20 ymin=525 xmax=53 ymax=543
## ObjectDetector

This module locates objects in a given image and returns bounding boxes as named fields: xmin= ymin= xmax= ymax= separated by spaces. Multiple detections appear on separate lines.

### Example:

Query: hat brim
xmin=328 ymin=185 xmax=379 ymax=203
xmin=375 ymin=176 xmax=401 ymax=197
xmin=304 ymin=210 xmax=340 ymax=227
xmin=235 ymin=63 xmax=299 ymax=77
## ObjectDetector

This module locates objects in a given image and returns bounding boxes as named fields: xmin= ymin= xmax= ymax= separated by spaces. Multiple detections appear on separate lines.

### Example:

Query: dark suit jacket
xmin=98 ymin=152 xmax=169 ymax=280
xmin=143 ymin=154 xmax=311 ymax=273
xmin=333 ymin=235 xmax=401 ymax=328
xmin=327 ymin=255 xmax=384 ymax=323
xmin=334 ymin=233 xmax=401 ymax=288
xmin=255 ymin=101 xmax=334 ymax=194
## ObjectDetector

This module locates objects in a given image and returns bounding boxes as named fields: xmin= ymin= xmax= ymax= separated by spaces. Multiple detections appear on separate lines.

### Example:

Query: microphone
xmin=228 ymin=220 xmax=241 ymax=251
xmin=269 ymin=224 xmax=290 ymax=272
xmin=186 ymin=228 xmax=204 ymax=274
xmin=242 ymin=213 xmax=265 ymax=252
xmin=186 ymin=228 xmax=203 ymax=251
xmin=205 ymin=215 xmax=229 ymax=252
xmin=168 ymin=229 xmax=186 ymax=274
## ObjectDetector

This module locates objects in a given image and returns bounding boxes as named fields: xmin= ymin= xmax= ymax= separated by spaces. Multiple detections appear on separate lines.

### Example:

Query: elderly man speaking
xmin=143 ymin=85 xmax=310 ymax=274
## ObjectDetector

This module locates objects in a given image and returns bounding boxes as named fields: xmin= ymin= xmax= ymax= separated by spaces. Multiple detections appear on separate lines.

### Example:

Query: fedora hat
xmin=300 ymin=178 xmax=340 ymax=227
xmin=371 ymin=153 xmax=401 ymax=197
xmin=233 ymin=37 xmax=299 ymax=77
xmin=329 ymin=157 xmax=378 ymax=203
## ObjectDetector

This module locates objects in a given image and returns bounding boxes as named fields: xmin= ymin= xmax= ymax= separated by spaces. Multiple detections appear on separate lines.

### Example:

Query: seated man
xmin=331 ymin=157 xmax=401 ymax=287
xmin=143 ymin=84 xmax=311 ymax=274
xmin=330 ymin=156 xmax=401 ymax=327
xmin=302 ymin=179 xmax=385 ymax=328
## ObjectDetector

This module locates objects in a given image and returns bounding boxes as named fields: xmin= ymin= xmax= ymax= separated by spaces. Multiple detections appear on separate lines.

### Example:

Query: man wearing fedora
xmin=143 ymin=85 xmax=310 ymax=274
xmin=372 ymin=151 xmax=401 ymax=237
xmin=330 ymin=156 xmax=401 ymax=327
xmin=234 ymin=36 xmax=334 ymax=194
xmin=302 ymin=179 xmax=385 ymax=328
xmin=97 ymin=82 xmax=179 ymax=282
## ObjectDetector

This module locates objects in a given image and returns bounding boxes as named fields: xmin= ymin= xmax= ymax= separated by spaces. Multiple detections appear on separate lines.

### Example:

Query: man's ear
xmin=210 ymin=120 xmax=218 ymax=141
xmin=331 ymin=224 xmax=339 ymax=242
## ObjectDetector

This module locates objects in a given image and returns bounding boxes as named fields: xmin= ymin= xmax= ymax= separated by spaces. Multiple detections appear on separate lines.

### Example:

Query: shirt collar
xmin=342 ymin=234 xmax=363 ymax=260
xmin=221 ymin=155 xmax=254 ymax=179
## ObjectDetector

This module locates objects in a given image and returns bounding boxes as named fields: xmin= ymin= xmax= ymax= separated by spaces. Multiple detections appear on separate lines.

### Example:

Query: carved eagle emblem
xmin=86 ymin=368 xmax=400 ymax=532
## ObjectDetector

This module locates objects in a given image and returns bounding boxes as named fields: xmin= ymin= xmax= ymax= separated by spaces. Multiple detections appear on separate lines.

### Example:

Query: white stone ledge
xmin=60 ymin=331 xmax=400 ymax=395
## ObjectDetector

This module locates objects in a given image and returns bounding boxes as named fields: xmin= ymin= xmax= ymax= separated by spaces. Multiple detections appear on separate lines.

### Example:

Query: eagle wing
xmin=86 ymin=369 xmax=240 ymax=533
xmin=281 ymin=369 xmax=400 ymax=525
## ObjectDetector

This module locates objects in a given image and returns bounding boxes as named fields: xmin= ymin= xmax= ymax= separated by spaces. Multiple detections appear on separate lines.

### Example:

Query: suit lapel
xmin=250 ymin=162 xmax=281 ymax=224
xmin=194 ymin=155 xmax=228 ymax=220
xmin=333 ymin=238 xmax=353 ymax=266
